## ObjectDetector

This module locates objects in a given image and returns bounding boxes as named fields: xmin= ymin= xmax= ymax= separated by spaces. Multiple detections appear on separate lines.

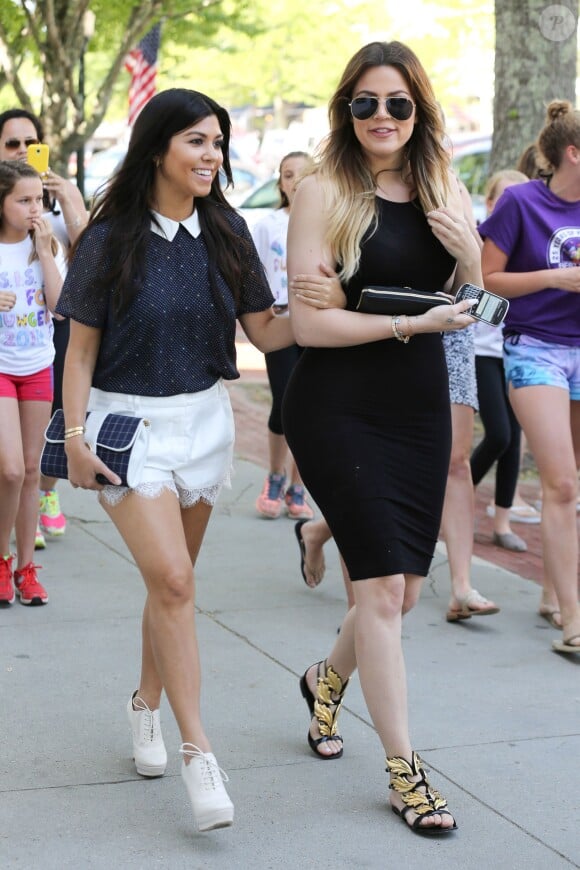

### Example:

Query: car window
xmin=453 ymin=150 xmax=490 ymax=197
xmin=241 ymin=178 xmax=280 ymax=209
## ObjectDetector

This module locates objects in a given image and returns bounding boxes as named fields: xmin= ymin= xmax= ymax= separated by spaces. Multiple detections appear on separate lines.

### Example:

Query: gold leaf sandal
xmin=386 ymin=751 xmax=457 ymax=835
xmin=299 ymin=659 xmax=349 ymax=760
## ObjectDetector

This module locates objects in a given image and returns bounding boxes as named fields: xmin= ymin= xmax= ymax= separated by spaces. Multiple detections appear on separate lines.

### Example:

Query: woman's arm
xmin=42 ymin=172 xmax=89 ymax=243
xmin=287 ymin=175 xmax=475 ymax=346
xmin=239 ymin=307 xmax=294 ymax=353
xmin=63 ymin=320 xmax=121 ymax=488
xmin=33 ymin=218 xmax=64 ymax=313
xmin=482 ymin=237 xmax=580 ymax=297
xmin=427 ymin=172 xmax=483 ymax=294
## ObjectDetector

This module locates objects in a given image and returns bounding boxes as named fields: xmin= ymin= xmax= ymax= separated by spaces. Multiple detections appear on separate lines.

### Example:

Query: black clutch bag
xmin=356 ymin=286 xmax=452 ymax=316
xmin=40 ymin=409 xmax=151 ymax=488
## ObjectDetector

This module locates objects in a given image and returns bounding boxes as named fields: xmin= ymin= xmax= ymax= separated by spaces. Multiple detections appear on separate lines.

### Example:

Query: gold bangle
xmin=64 ymin=426 xmax=86 ymax=440
xmin=392 ymin=315 xmax=410 ymax=343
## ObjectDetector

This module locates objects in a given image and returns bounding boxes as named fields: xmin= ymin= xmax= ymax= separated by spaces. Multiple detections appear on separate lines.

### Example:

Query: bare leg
xmin=101 ymin=491 xmax=215 ymax=751
xmin=267 ymin=430 xmax=289 ymax=476
xmin=0 ymin=398 xmax=25 ymax=555
xmin=442 ymin=403 xmax=497 ymax=614
xmin=510 ymin=386 xmax=580 ymax=643
xmin=339 ymin=555 xmax=355 ymax=609
xmin=14 ymin=401 xmax=51 ymax=567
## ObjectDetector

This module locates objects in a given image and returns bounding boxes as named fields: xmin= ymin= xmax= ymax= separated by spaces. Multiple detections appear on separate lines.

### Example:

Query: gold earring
xmin=154 ymin=157 xmax=161 ymax=168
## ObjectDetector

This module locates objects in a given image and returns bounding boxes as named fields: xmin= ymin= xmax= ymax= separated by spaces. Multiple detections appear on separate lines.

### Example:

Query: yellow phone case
xmin=27 ymin=143 xmax=50 ymax=175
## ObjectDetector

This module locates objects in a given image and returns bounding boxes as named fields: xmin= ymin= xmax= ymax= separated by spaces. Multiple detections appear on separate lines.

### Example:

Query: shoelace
xmin=287 ymin=486 xmax=305 ymax=505
xmin=15 ymin=563 xmax=43 ymax=592
xmin=132 ymin=696 xmax=161 ymax=742
xmin=0 ymin=555 xmax=14 ymax=584
xmin=180 ymin=743 xmax=230 ymax=787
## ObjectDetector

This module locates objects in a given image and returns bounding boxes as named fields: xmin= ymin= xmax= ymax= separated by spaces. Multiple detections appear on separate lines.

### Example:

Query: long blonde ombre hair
xmin=313 ymin=41 xmax=451 ymax=282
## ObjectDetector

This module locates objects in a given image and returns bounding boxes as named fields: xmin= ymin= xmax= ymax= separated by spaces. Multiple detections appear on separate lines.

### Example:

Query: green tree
xmin=0 ymin=0 xmax=257 ymax=172
xmin=491 ymin=0 xmax=578 ymax=173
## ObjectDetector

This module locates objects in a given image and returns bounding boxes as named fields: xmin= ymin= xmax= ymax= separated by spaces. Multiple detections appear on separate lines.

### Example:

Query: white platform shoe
xmin=127 ymin=693 xmax=168 ymax=777
xmin=180 ymin=743 xmax=234 ymax=832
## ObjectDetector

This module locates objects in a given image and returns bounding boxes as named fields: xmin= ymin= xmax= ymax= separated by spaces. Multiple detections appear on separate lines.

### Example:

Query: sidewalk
xmin=1 ymin=455 xmax=579 ymax=869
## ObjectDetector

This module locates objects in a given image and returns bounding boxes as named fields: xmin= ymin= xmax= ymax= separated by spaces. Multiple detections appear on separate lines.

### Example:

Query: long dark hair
xmin=77 ymin=88 xmax=249 ymax=317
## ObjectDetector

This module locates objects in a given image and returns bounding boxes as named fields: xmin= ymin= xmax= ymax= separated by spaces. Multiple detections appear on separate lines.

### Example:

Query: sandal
xmin=299 ymin=660 xmax=348 ymax=759
xmin=386 ymin=751 xmax=457 ymax=836
xmin=552 ymin=633 xmax=580 ymax=654
xmin=446 ymin=589 xmax=500 ymax=622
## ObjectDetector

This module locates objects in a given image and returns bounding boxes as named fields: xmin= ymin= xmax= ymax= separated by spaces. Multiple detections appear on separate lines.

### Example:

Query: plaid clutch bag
xmin=41 ymin=409 xmax=151 ymax=488
xmin=357 ymin=286 xmax=452 ymax=316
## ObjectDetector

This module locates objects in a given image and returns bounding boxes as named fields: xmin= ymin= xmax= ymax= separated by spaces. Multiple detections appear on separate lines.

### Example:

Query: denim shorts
xmin=503 ymin=334 xmax=580 ymax=399
xmin=88 ymin=380 xmax=235 ymax=507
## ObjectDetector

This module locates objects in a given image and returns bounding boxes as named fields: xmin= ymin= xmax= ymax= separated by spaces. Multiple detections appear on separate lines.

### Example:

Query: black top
xmin=56 ymin=212 xmax=274 ymax=397
xmin=344 ymin=197 xmax=456 ymax=307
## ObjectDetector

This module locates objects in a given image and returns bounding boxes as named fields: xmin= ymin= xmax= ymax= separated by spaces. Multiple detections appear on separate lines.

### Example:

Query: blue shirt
xmin=57 ymin=209 xmax=274 ymax=396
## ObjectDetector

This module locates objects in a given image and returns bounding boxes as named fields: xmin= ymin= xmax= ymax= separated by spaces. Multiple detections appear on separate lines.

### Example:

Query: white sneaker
xmin=127 ymin=693 xmax=167 ymax=777
xmin=180 ymin=743 xmax=234 ymax=832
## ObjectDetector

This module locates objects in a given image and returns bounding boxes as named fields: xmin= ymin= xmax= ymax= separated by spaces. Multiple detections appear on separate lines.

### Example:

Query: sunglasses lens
xmin=350 ymin=98 xmax=377 ymax=120
xmin=386 ymin=98 xmax=414 ymax=121
xmin=3 ymin=138 xmax=39 ymax=149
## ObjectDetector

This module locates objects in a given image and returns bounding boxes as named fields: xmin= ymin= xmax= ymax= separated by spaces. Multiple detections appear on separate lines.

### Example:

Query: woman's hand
xmin=290 ymin=263 xmax=346 ymax=309
xmin=550 ymin=265 xmax=580 ymax=294
xmin=426 ymin=207 xmax=481 ymax=264
xmin=0 ymin=291 xmax=16 ymax=312
xmin=65 ymin=438 xmax=122 ymax=490
xmin=409 ymin=298 xmax=476 ymax=337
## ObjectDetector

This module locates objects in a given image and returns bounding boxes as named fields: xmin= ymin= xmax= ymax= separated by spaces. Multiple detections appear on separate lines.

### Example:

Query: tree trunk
xmin=491 ymin=0 xmax=578 ymax=173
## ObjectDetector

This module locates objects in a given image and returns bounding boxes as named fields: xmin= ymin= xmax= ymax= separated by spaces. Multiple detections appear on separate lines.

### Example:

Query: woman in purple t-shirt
xmin=480 ymin=100 xmax=580 ymax=655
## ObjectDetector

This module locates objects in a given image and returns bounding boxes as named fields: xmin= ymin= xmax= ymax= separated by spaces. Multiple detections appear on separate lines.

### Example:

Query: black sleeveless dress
xmin=282 ymin=198 xmax=456 ymax=580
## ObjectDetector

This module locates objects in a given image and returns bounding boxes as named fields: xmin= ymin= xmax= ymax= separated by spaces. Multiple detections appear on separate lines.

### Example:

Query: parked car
xmin=450 ymin=133 xmax=491 ymax=224
xmin=237 ymin=176 xmax=280 ymax=229
xmin=83 ymin=142 xmax=263 ymax=206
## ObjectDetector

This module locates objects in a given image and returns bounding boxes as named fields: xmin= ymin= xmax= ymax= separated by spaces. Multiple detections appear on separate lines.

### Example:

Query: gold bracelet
xmin=64 ymin=426 xmax=86 ymax=440
xmin=392 ymin=315 xmax=410 ymax=344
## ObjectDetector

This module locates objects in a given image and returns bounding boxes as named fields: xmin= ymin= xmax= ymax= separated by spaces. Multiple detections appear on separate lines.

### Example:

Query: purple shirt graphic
xmin=479 ymin=179 xmax=580 ymax=346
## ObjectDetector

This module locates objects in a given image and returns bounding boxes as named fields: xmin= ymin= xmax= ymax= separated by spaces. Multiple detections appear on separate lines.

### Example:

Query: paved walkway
xmin=1 ymin=342 xmax=579 ymax=869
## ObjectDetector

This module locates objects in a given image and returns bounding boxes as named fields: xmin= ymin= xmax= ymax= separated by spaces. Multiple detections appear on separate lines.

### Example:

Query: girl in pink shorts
xmin=0 ymin=161 xmax=66 ymax=606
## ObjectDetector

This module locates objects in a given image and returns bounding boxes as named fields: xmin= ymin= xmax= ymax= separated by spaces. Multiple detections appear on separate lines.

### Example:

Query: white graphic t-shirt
xmin=0 ymin=236 xmax=66 ymax=376
xmin=251 ymin=209 xmax=289 ymax=306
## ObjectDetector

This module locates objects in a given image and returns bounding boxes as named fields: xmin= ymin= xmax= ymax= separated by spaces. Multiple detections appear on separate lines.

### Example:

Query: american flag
xmin=125 ymin=24 xmax=161 ymax=126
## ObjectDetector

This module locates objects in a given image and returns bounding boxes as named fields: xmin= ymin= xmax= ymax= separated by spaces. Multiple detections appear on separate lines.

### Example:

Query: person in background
xmin=480 ymin=100 xmax=580 ymax=654
xmin=471 ymin=170 xmax=542 ymax=555
xmin=0 ymin=161 xmax=66 ymax=606
xmin=252 ymin=151 xmax=315 ymax=521
xmin=56 ymin=88 xmax=293 ymax=832
xmin=439 ymin=179 xmax=501 ymax=621
xmin=283 ymin=40 xmax=479 ymax=834
xmin=0 ymin=109 xmax=88 ymax=547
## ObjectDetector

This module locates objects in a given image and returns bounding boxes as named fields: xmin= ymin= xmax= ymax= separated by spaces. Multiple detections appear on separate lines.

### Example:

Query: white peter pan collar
xmin=150 ymin=209 xmax=201 ymax=240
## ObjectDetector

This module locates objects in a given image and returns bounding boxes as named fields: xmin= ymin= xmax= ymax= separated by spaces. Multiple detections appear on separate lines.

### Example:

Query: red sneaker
xmin=14 ymin=562 xmax=48 ymax=606
xmin=0 ymin=554 xmax=15 ymax=605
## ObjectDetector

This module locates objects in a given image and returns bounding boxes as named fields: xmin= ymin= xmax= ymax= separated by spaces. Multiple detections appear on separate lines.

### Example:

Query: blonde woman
xmin=283 ymin=41 xmax=480 ymax=834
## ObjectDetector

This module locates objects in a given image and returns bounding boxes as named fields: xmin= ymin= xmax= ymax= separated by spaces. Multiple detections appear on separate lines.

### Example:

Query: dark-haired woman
xmin=481 ymin=100 xmax=580 ymax=655
xmin=56 ymin=88 xmax=293 ymax=831
xmin=283 ymin=41 xmax=480 ymax=835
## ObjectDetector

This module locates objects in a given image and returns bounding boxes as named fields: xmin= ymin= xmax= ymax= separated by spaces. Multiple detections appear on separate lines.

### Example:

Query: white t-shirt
xmin=250 ymin=209 xmax=289 ymax=306
xmin=0 ymin=235 xmax=67 ymax=376
xmin=473 ymin=321 xmax=503 ymax=358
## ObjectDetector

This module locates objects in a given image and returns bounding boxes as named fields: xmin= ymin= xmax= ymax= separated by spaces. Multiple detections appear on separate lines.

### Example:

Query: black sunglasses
xmin=3 ymin=138 xmax=40 ymax=150
xmin=349 ymin=97 xmax=414 ymax=122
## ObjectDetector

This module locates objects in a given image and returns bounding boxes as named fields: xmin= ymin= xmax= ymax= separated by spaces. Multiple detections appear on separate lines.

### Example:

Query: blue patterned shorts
xmin=503 ymin=334 xmax=580 ymax=399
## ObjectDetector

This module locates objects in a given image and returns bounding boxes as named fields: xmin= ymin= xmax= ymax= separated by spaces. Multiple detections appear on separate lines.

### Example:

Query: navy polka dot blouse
xmin=56 ymin=210 xmax=274 ymax=397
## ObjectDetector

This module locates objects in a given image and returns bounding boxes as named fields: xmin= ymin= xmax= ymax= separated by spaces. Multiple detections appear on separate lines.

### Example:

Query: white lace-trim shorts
xmin=88 ymin=381 xmax=235 ymax=508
